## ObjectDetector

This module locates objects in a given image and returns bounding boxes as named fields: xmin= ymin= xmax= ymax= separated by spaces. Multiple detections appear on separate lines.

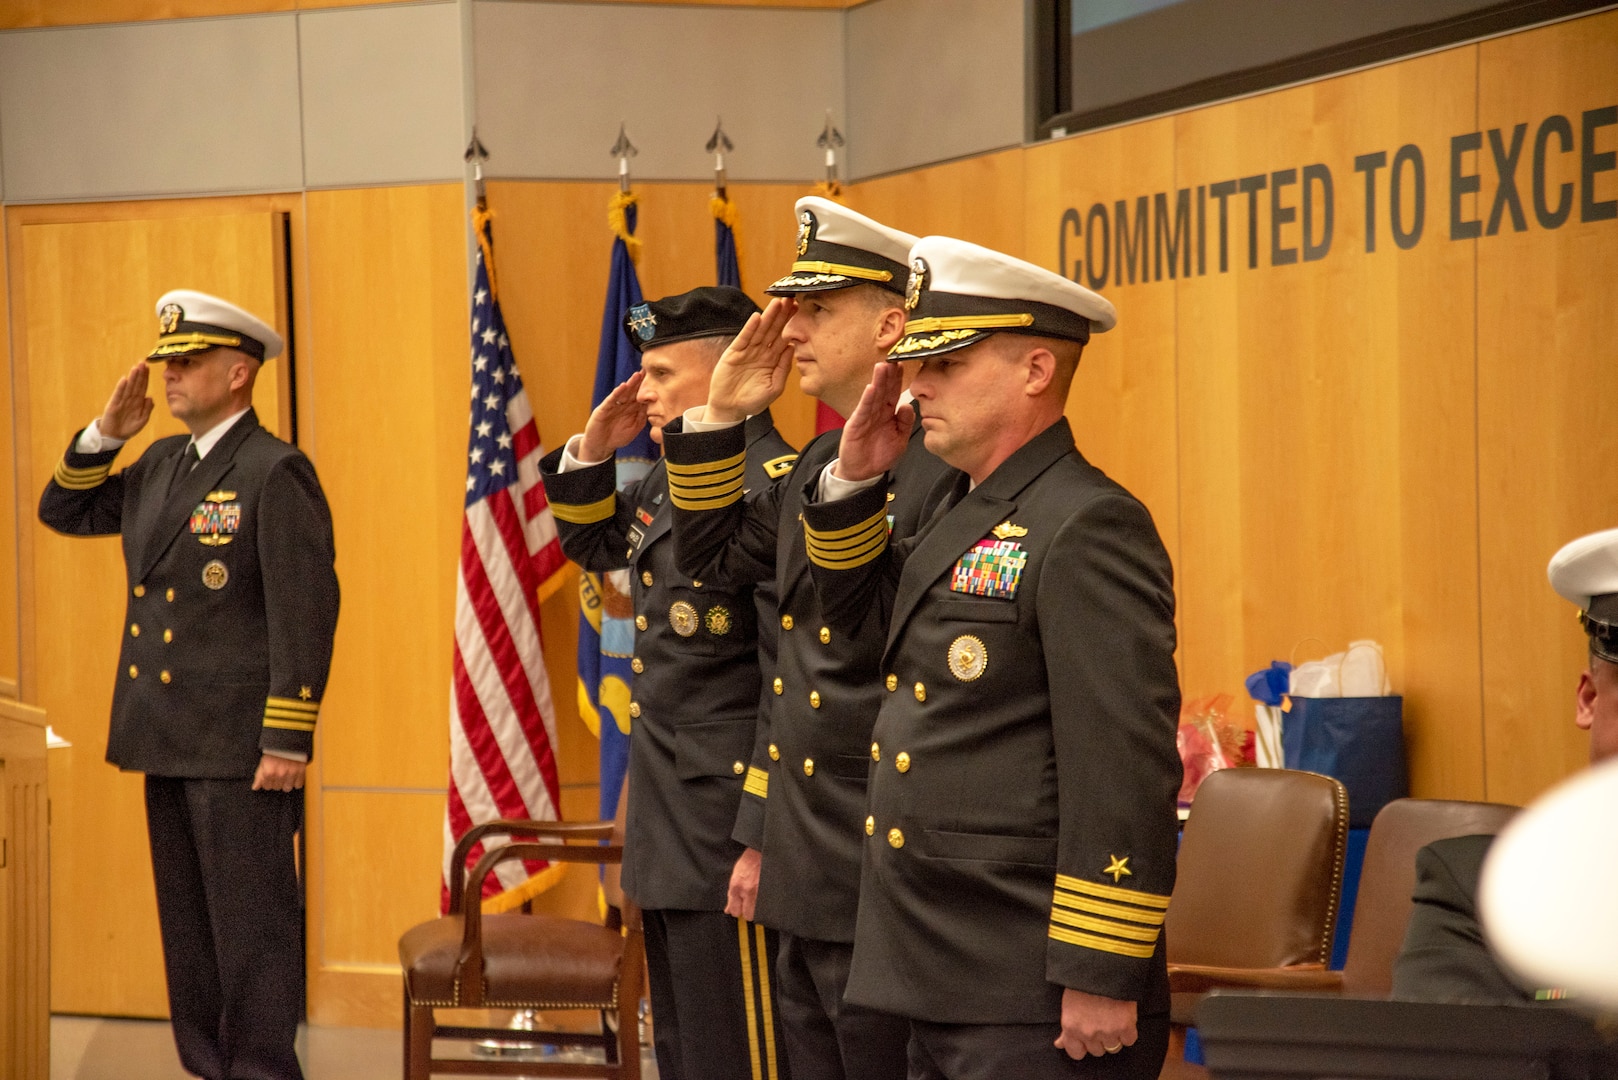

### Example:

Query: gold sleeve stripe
xmin=1048 ymin=924 xmax=1158 ymax=959
xmin=550 ymin=493 xmax=617 ymax=525
xmin=667 ymin=459 xmax=746 ymax=487
xmin=1049 ymin=908 xmax=1161 ymax=943
xmin=1055 ymin=873 xmax=1171 ymax=909
xmin=805 ymin=508 xmax=889 ymax=543
xmin=806 ymin=519 xmax=888 ymax=554
xmin=806 ymin=530 xmax=888 ymax=570
xmin=263 ymin=717 xmax=317 ymax=732
xmin=763 ymin=455 xmax=798 ymax=480
xmin=790 ymin=260 xmax=894 ymax=283
xmin=668 ymin=475 xmax=746 ymax=503
xmin=1053 ymin=889 xmax=1166 ymax=926
xmin=903 ymin=313 xmax=1035 ymax=335
xmin=54 ymin=460 xmax=112 ymax=490
xmin=266 ymin=696 xmax=319 ymax=713
xmin=669 ymin=486 xmax=743 ymax=511
xmin=666 ymin=451 xmax=746 ymax=477
xmin=744 ymin=766 xmax=769 ymax=799
xmin=265 ymin=706 xmax=320 ymax=723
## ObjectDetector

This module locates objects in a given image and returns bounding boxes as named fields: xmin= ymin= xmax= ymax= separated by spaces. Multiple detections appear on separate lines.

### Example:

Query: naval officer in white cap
xmin=805 ymin=236 xmax=1181 ymax=1078
xmin=40 ymin=289 xmax=339 ymax=1080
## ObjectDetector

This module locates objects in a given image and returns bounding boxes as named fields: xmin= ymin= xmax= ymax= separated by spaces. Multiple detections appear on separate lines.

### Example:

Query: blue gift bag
xmin=1283 ymin=696 xmax=1409 ymax=828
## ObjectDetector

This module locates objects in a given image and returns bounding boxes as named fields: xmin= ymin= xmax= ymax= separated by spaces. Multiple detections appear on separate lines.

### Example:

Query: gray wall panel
xmin=845 ymin=0 xmax=1025 ymax=180
xmin=299 ymin=2 xmax=466 ymax=188
xmin=472 ymin=0 xmax=844 ymax=183
xmin=0 ymin=17 xmax=304 ymax=202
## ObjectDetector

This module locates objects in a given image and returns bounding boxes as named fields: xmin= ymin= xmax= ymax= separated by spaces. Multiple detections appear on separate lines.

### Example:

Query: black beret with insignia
xmin=623 ymin=286 xmax=761 ymax=354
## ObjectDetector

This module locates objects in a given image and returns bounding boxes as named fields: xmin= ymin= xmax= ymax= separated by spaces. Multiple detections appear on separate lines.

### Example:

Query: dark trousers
xmin=777 ymin=933 xmax=910 ymax=1080
xmin=145 ymin=776 xmax=304 ymax=1080
xmin=908 ymin=1013 xmax=1169 ymax=1080
xmin=642 ymin=908 xmax=790 ymax=1080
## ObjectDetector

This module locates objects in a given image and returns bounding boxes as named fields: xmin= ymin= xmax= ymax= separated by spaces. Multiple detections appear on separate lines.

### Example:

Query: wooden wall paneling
xmin=1023 ymin=121 xmax=1180 ymax=627
xmin=0 ymin=204 xmax=15 ymax=696
xmin=1173 ymin=48 xmax=1485 ymax=799
xmin=849 ymin=147 xmax=1029 ymax=257
xmin=0 ymin=698 xmax=49 ymax=1080
xmin=0 ymin=0 xmax=450 ymax=29
xmin=9 ymin=203 xmax=287 ymax=1016
xmin=316 ymin=790 xmax=443 ymax=971
xmin=1476 ymin=11 xmax=1618 ymax=805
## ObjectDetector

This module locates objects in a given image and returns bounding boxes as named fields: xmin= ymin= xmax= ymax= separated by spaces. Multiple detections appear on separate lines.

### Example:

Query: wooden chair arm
xmin=1169 ymin=963 xmax=1344 ymax=995
xmin=447 ymin=818 xmax=615 ymax=913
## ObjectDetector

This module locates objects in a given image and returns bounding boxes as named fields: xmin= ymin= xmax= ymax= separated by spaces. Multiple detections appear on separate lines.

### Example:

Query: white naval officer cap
xmin=767 ymin=197 xmax=917 ymax=297
xmin=149 ymin=289 xmax=283 ymax=363
xmin=1547 ymin=527 xmax=1618 ymax=662
xmin=889 ymin=235 xmax=1117 ymax=361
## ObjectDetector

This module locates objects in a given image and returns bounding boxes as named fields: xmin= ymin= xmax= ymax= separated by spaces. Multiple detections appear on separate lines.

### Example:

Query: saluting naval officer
xmin=39 ymin=291 xmax=339 ymax=1080
xmin=804 ymin=237 xmax=1182 ymax=1079
xmin=661 ymin=199 xmax=950 ymax=1080
xmin=539 ymin=286 xmax=796 ymax=1080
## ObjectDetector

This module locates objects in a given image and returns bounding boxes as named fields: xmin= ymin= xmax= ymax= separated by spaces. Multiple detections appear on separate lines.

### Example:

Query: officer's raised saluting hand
xmin=100 ymin=360 xmax=155 ymax=440
xmin=831 ymin=361 xmax=909 ymax=483
xmin=579 ymin=369 xmax=649 ymax=463
xmin=704 ymin=296 xmax=797 ymax=424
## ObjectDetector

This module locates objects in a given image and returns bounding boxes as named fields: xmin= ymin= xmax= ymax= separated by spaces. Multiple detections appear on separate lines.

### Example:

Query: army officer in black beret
xmin=40 ymin=290 xmax=339 ymax=1080
xmin=540 ymin=286 xmax=797 ymax=1080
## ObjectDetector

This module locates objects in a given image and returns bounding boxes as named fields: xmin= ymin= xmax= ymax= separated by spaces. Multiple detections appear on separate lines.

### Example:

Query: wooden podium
xmin=0 ymin=698 xmax=48 ymax=1080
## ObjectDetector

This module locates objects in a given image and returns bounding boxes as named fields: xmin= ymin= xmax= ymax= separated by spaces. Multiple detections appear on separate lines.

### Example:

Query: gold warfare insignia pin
xmin=202 ymin=559 xmax=229 ymax=590
xmin=705 ymin=606 xmax=733 ymax=636
xmin=158 ymin=302 xmax=184 ymax=334
xmin=905 ymin=257 xmax=927 ymax=312
xmin=796 ymin=211 xmax=813 ymax=256
xmin=947 ymin=634 xmax=987 ymax=682
xmin=669 ymin=600 xmax=699 ymax=637
xmin=992 ymin=521 xmax=1028 ymax=540
xmin=1103 ymin=855 xmax=1132 ymax=883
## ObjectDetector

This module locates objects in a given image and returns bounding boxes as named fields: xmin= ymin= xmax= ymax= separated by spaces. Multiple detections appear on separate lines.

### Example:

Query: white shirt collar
xmin=189 ymin=408 xmax=251 ymax=460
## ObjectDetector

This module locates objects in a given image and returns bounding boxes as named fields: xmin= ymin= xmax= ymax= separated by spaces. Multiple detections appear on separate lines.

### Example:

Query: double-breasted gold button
xmin=781 ymin=614 xmax=794 ymax=630
xmin=632 ymin=658 xmax=644 ymax=674
xmin=133 ymin=585 xmax=146 ymax=598
xmin=128 ymin=665 xmax=139 ymax=679
xmin=773 ymin=677 xmax=783 ymax=695
xmin=914 ymin=682 xmax=927 ymax=702
xmin=888 ymin=828 xmax=905 ymax=849
xmin=629 ymin=701 xmax=642 ymax=719
xmin=769 ymin=744 xmax=780 ymax=761
xmin=895 ymin=752 xmax=911 ymax=773
xmin=819 ymin=627 xmax=831 ymax=644
xmin=732 ymin=761 xmax=745 ymax=775
xmin=886 ymin=674 xmax=898 ymax=692
xmin=166 ymin=588 xmax=175 ymax=602
xmin=163 ymin=629 xmax=173 ymax=643
xmin=641 ymin=570 xmax=654 ymax=587
xmin=803 ymin=758 xmax=815 ymax=777
xmin=635 ymin=615 xmax=648 ymax=631
xmin=809 ymin=691 xmax=821 ymax=709
xmin=865 ymin=816 xmax=875 ymax=836
xmin=160 ymin=671 xmax=172 ymax=684
xmin=871 ymin=742 xmax=881 ymax=761
xmin=692 ymin=580 xmax=702 ymax=589
xmin=130 ymin=624 xmax=140 ymax=637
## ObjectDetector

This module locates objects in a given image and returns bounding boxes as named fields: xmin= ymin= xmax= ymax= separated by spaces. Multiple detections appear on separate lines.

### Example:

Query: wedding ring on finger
xmin=1103 ymin=1043 xmax=1123 ymax=1054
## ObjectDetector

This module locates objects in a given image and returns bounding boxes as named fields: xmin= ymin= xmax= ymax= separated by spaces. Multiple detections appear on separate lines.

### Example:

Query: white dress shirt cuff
xmin=558 ymin=433 xmax=611 ymax=471
xmin=264 ymin=750 xmax=309 ymax=763
xmin=75 ymin=419 xmax=126 ymax=455
xmin=681 ymin=405 xmax=746 ymax=432
xmin=816 ymin=461 xmax=884 ymax=502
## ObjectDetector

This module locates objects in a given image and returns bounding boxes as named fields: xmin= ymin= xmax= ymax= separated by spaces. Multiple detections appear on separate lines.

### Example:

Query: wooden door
xmin=15 ymin=209 xmax=290 ymax=1017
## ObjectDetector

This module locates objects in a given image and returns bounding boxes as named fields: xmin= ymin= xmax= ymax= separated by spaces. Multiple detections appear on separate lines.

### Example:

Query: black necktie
xmin=168 ymin=443 xmax=199 ymax=496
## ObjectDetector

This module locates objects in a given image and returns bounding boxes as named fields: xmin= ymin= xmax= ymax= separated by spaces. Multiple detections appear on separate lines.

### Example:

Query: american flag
xmin=441 ymin=226 xmax=569 ymax=913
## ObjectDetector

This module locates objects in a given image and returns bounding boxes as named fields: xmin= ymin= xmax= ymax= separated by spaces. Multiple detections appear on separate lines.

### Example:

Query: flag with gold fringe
xmin=714 ymin=194 xmax=741 ymax=289
xmin=441 ymin=204 xmax=570 ymax=914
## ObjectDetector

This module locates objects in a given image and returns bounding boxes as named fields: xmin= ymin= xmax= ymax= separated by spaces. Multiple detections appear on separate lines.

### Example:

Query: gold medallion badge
xmin=669 ymin=600 xmax=698 ymax=637
xmin=947 ymin=634 xmax=987 ymax=682
xmin=705 ymin=605 xmax=733 ymax=636
xmin=796 ymin=211 xmax=813 ymax=256
xmin=905 ymin=257 xmax=927 ymax=312
xmin=201 ymin=559 xmax=229 ymax=590
xmin=158 ymin=302 xmax=184 ymax=334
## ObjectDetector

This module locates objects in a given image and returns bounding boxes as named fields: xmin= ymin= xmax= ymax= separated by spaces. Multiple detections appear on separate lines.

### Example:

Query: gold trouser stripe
xmin=903 ymin=313 xmax=1035 ymax=335
xmin=1055 ymin=873 xmax=1171 ymax=909
xmin=738 ymin=920 xmax=764 ymax=1080
xmin=805 ymin=507 xmax=889 ymax=543
xmin=1048 ymin=924 xmax=1157 ymax=959
xmin=54 ymin=460 xmax=112 ymax=489
xmin=754 ymin=922 xmax=780 ymax=1080
xmin=806 ymin=529 xmax=888 ymax=570
xmin=266 ymin=696 xmax=319 ymax=713
xmin=744 ymin=767 xmax=769 ymax=799
xmin=263 ymin=717 xmax=317 ymax=732
xmin=1050 ymin=908 xmax=1161 ymax=943
xmin=790 ymin=260 xmax=894 ymax=282
xmin=1053 ymin=888 xmax=1166 ymax=926
xmin=550 ymin=493 xmax=616 ymax=525
xmin=669 ymin=487 xmax=744 ymax=511
xmin=666 ymin=450 xmax=746 ymax=477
